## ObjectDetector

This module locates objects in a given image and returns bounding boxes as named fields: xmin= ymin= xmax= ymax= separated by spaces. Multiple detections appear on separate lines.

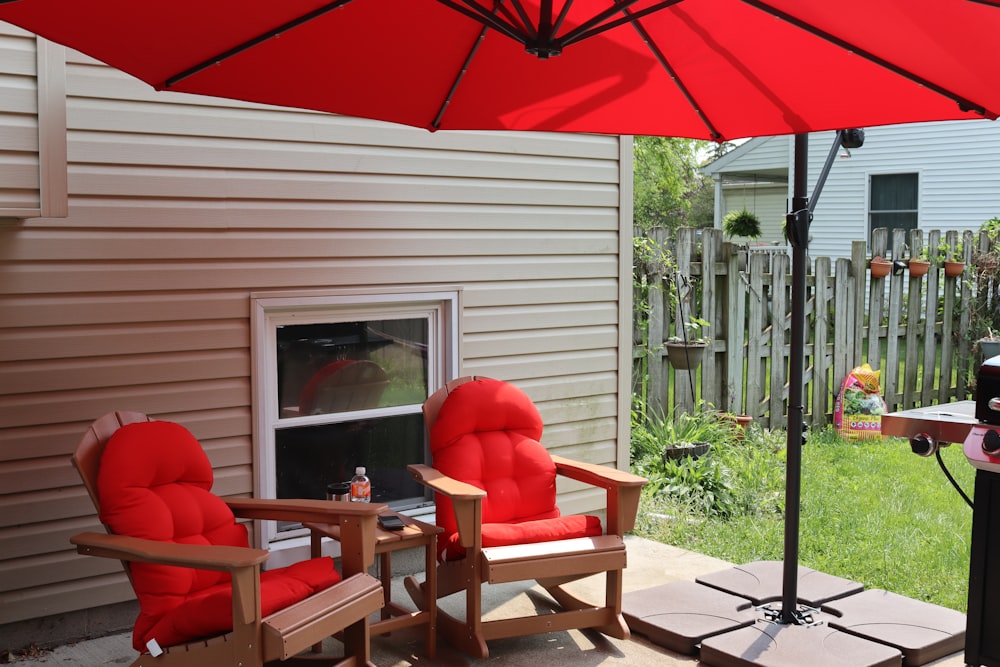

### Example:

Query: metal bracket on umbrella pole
xmin=787 ymin=128 xmax=864 ymax=252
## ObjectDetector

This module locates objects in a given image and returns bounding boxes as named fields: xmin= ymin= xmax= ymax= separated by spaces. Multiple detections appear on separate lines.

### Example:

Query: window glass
xmin=253 ymin=290 xmax=459 ymax=543
xmin=870 ymin=173 xmax=918 ymax=242
xmin=275 ymin=414 xmax=426 ymax=503
xmin=277 ymin=319 xmax=427 ymax=418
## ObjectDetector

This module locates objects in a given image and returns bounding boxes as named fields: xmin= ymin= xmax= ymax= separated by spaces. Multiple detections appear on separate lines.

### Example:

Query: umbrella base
xmin=695 ymin=560 xmax=863 ymax=607
xmin=623 ymin=561 xmax=965 ymax=667
xmin=623 ymin=580 xmax=757 ymax=655
xmin=823 ymin=588 xmax=966 ymax=666
xmin=699 ymin=616 xmax=903 ymax=667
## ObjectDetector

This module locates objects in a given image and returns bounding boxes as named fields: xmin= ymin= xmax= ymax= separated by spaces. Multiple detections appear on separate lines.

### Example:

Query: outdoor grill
xmin=977 ymin=356 xmax=1000 ymax=426
xmin=882 ymin=356 xmax=1000 ymax=667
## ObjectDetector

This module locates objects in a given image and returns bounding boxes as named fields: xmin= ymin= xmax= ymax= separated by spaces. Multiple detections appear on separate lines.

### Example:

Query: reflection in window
xmin=277 ymin=320 xmax=427 ymax=418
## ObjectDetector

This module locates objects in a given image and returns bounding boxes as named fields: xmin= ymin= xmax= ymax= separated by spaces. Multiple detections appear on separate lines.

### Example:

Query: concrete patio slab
xmin=5 ymin=537 xmax=968 ymax=667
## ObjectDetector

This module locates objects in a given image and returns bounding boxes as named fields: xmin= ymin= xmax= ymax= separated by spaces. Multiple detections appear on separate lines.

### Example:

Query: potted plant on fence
xmin=666 ymin=317 xmax=710 ymax=370
xmin=939 ymin=239 xmax=966 ymax=277
xmin=908 ymin=247 xmax=931 ymax=277
xmin=870 ymin=255 xmax=892 ymax=278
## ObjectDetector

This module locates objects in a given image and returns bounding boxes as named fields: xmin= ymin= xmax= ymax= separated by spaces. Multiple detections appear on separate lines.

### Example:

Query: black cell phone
xmin=378 ymin=514 xmax=406 ymax=530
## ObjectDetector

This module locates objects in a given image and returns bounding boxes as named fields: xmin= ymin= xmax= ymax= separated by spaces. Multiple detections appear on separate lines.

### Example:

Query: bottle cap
xmin=356 ymin=466 xmax=366 ymax=475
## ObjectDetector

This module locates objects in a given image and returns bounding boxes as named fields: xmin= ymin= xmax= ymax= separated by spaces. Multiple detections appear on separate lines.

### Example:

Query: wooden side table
xmin=305 ymin=510 xmax=442 ymax=657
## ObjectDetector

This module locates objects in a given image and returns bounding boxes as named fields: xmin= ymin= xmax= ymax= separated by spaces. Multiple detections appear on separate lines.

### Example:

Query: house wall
xmin=0 ymin=25 xmax=42 ymax=212
xmin=0 ymin=27 xmax=632 ymax=629
xmin=707 ymin=122 xmax=1000 ymax=260
xmin=804 ymin=121 xmax=1000 ymax=259
xmin=718 ymin=183 xmax=787 ymax=244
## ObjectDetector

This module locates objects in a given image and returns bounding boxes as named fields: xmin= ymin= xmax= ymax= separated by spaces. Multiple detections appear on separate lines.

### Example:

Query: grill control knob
xmin=910 ymin=433 xmax=936 ymax=457
xmin=983 ymin=429 xmax=1000 ymax=455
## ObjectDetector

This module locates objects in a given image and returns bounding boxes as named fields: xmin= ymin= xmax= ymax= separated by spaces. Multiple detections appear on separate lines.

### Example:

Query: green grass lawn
xmin=633 ymin=423 xmax=975 ymax=612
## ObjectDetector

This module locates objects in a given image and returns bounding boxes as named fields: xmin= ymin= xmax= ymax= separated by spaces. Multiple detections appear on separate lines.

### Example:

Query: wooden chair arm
xmin=71 ymin=531 xmax=269 ymax=571
xmin=225 ymin=498 xmax=386 ymax=523
xmin=72 ymin=532 xmax=267 ymax=628
xmin=407 ymin=464 xmax=486 ymax=499
xmin=551 ymin=455 xmax=648 ymax=536
xmin=408 ymin=463 xmax=484 ymax=550
xmin=226 ymin=498 xmax=384 ymax=574
xmin=551 ymin=455 xmax=648 ymax=488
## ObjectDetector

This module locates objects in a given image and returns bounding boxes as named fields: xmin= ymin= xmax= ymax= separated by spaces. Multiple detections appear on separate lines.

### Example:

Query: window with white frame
xmin=252 ymin=289 xmax=459 ymax=545
xmin=869 ymin=172 xmax=918 ymax=244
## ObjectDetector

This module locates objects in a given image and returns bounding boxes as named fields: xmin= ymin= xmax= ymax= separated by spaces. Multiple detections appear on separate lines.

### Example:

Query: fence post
xmin=646 ymin=227 xmax=669 ymax=416
xmin=812 ymin=256 xmax=832 ymax=426
xmin=700 ymin=228 xmax=721 ymax=409
xmin=673 ymin=227 xmax=696 ymax=413
xmin=955 ymin=229 xmax=975 ymax=397
xmin=725 ymin=242 xmax=746 ymax=415
xmin=769 ymin=251 xmax=790 ymax=427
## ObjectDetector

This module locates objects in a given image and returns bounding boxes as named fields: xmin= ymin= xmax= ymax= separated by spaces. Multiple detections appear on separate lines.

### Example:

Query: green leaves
xmin=633 ymin=136 xmax=711 ymax=231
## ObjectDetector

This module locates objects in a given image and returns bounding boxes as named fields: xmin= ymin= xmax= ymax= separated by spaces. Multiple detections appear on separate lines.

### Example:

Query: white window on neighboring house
xmin=251 ymin=288 xmax=460 ymax=547
xmin=869 ymin=172 xmax=918 ymax=245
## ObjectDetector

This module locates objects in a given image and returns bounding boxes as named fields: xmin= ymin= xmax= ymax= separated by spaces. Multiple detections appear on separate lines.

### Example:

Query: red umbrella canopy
xmin=0 ymin=0 xmax=997 ymax=140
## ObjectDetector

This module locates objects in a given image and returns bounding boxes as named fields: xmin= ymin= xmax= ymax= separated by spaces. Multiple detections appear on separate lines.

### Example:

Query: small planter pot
xmin=666 ymin=342 xmax=707 ymax=370
xmin=870 ymin=258 xmax=892 ymax=278
xmin=944 ymin=260 xmax=966 ymax=277
xmin=979 ymin=339 xmax=1000 ymax=360
xmin=663 ymin=441 xmax=710 ymax=460
xmin=718 ymin=413 xmax=753 ymax=440
xmin=908 ymin=260 xmax=930 ymax=277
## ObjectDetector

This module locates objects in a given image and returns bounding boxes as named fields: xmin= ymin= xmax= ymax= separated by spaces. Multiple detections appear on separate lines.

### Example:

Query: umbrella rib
xmin=432 ymin=23 xmax=491 ymax=129
xmin=743 ymin=0 xmax=992 ymax=117
xmin=626 ymin=11 xmax=723 ymax=141
xmin=560 ymin=0 xmax=682 ymax=48
xmin=435 ymin=0 xmax=533 ymax=44
xmin=163 ymin=0 xmax=355 ymax=88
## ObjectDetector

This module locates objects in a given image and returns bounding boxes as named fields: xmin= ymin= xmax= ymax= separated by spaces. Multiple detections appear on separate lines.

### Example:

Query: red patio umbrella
xmin=2 ymin=1 xmax=997 ymax=660
xmin=0 ymin=1 xmax=996 ymax=140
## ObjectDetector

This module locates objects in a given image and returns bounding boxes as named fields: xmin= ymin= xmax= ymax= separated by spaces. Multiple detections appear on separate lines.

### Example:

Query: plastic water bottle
xmin=350 ymin=466 xmax=371 ymax=503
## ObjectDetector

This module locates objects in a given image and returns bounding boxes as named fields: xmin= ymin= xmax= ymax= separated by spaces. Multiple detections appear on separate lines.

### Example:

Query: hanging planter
xmin=666 ymin=341 xmax=707 ymax=369
xmin=944 ymin=260 xmax=966 ymax=277
xmin=722 ymin=207 xmax=762 ymax=240
xmin=908 ymin=259 xmax=930 ymax=277
xmin=869 ymin=256 xmax=892 ymax=278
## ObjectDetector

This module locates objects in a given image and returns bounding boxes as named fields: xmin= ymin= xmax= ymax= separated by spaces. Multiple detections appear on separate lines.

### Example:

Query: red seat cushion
xmin=430 ymin=378 xmax=602 ymax=560
xmin=97 ymin=420 xmax=341 ymax=651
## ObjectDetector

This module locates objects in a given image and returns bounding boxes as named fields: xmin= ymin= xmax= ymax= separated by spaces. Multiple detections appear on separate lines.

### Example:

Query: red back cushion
xmin=432 ymin=379 xmax=593 ymax=558
xmin=97 ymin=420 xmax=340 ymax=650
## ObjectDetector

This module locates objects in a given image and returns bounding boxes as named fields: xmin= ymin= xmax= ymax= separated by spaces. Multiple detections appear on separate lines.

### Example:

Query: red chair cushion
xmin=97 ymin=420 xmax=341 ymax=651
xmin=298 ymin=359 xmax=353 ymax=415
xmin=430 ymin=378 xmax=602 ymax=560
xmin=440 ymin=515 xmax=603 ymax=560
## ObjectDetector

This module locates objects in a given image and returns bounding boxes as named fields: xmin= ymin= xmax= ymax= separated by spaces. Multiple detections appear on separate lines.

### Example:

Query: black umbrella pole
xmin=780 ymin=134 xmax=810 ymax=624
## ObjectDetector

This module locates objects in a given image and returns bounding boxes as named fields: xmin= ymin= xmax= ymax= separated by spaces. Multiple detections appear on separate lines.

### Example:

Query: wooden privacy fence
xmin=633 ymin=226 xmax=997 ymax=429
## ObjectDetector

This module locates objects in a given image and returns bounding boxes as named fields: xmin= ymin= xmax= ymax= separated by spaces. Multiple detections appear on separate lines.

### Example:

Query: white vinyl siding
xmin=0 ymin=22 xmax=66 ymax=219
xmin=708 ymin=122 xmax=1000 ymax=261
xmin=0 ymin=38 xmax=630 ymax=624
